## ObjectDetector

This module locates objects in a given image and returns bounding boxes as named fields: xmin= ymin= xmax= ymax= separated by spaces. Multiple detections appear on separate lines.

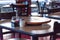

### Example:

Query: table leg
xmin=32 ymin=36 xmax=38 ymax=40
xmin=50 ymin=35 xmax=54 ymax=40
xmin=0 ymin=27 xmax=3 ymax=40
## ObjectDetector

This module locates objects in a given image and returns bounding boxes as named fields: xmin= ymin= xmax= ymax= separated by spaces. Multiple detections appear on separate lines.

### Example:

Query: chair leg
xmin=50 ymin=35 xmax=56 ymax=40
xmin=39 ymin=37 xmax=44 ymax=40
xmin=44 ymin=37 xmax=48 ymax=40
xmin=0 ymin=28 xmax=3 ymax=40
xmin=11 ymin=33 xmax=15 ymax=38
xmin=11 ymin=33 xmax=21 ymax=38
xmin=53 ymin=36 xmax=56 ymax=40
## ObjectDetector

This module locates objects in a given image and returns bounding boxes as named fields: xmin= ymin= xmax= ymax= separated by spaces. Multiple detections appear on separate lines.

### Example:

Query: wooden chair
xmin=11 ymin=0 xmax=31 ymax=16
xmin=53 ymin=22 xmax=60 ymax=40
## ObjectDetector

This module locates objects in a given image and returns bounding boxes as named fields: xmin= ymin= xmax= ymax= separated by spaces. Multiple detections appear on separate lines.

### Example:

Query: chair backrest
xmin=15 ymin=0 xmax=31 ymax=16
xmin=54 ymin=22 xmax=60 ymax=33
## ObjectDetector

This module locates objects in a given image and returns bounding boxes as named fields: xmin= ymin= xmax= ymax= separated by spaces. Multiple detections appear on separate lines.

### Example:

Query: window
xmin=0 ymin=0 xmax=16 ymax=4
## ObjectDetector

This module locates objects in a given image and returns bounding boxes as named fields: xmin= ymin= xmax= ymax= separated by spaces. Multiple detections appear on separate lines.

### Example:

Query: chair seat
xmin=8 ymin=38 xmax=26 ymax=40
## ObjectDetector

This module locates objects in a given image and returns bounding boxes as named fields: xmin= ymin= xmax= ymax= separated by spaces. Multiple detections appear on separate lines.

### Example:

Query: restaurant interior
xmin=0 ymin=0 xmax=60 ymax=40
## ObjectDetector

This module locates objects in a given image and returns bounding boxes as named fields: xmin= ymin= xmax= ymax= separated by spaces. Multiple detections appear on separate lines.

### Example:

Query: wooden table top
xmin=0 ymin=17 xmax=52 ymax=35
